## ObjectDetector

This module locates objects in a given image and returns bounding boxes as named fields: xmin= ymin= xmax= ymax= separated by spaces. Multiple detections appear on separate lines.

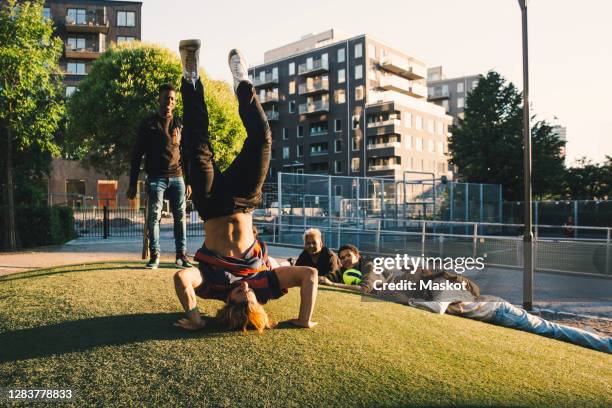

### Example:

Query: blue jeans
xmin=147 ymin=176 xmax=187 ymax=254
xmin=489 ymin=301 xmax=611 ymax=353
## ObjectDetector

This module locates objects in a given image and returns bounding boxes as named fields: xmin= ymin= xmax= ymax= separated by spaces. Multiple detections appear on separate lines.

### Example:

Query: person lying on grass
xmin=320 ymin=249 xmax=611 ymax=353
xmin=172 ymin=40 xmax=317 ymax=332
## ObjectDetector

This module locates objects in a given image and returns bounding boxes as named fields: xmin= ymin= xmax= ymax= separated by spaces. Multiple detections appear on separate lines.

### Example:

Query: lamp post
xmin=518 ymin=0 xmax=533 ymax=310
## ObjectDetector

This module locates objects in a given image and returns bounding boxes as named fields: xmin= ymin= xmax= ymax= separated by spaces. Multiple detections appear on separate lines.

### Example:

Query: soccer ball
xmin=342 ymin=268 xmax=362 ymax=285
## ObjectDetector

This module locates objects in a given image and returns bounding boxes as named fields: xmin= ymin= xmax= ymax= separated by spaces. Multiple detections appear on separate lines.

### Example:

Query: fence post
xmin=103 ymin=205 xmax=109 ymax=239
xmin=277 ymin=173 xmax=282 ymax=242
xmin=421 ymin=221 xmax=426 ymax=255
xmin=473 ymin=222 xmax=478 ymax=259
xmin=606 ymin=228 xmax=610 ymax=276
xmin=573 ymin=201 xmax=578 ymax=238
xmin=375 ymin=219 xmax=381 ymax=253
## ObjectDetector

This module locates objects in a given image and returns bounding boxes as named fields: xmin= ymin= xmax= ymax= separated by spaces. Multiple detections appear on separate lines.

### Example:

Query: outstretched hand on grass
xmin=174 ymin=318 xmax=206 ymax=331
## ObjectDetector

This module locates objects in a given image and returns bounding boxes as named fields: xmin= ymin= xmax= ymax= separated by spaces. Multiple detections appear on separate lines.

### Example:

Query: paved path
xmin=0 ymin=234 xmax=301 ymax=276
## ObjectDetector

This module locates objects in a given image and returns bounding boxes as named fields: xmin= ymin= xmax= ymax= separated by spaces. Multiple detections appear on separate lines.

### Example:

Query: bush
xmin=1 ymin=205 xmax=77 ymax=249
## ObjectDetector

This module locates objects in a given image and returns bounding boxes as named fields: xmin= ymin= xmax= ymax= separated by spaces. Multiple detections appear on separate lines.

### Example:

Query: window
xmin=282 ymin=147 xmax=290 ymax=159
xmin=309 ymin=122 xmax=328 ymax=136
xmin=289 ymin=100 xmax=295 ymax=113
xmin=352 ymin=136 xmax=360 ymax=151
xmin=67 ymin=8 xmax=86 ymax=24
xmin=338 ymin=69 xmax=345 ymax=84
xmin=65 ymin=86 xmax=77 ymax=98
xmin=337 ymin=47 xmax=345 ymax=63
xmin=416 ymin=137 xmax=423 ymax=152
xmin=272 ymin=67 xmax=278 ymax=79
xmin=457 ymin=82 xmax=464 ymax=93
xmin=355 ymin=64 xmax=363 ymax=80
xmin=369 ymin=67 xmax=377 ymax=81
xmin=43 ymin=7 xmax=51 ymax=19
xmin=288 ymin=80 xmax=295 ymax=95
xmin=335 ymin=185 xmax=343 ymax=196
xmin=457 ymin=97 xmax=465 ymax=108
xmin=351 ymin=115 xmax=360 ymax=130
xmin=427 ymin=119 xmax=434 ymax=134
xmin=438 ymin=141 xmax=444 ymax=154
xmin=283 ymin=128 xmax=289 ymax=140
xmin=271 ymin=148 xmax=276 ymax=160
xmin=442 ymin=100 xmax=449 ymax=111
xmin=368 ymin=44 xmax=376 ymax=59
xmin=416 ymin=115 xmax=423 ymax=130
xmin=289 ymin=62 xmax=295 ymax=76
xmin=67 ymin=62 xmax=86 ymax=75
xmin=117 ymin=36 xmax=135 ymax=43
xmin=405 ymin=134 xmax=412 ymax=149
xmin=335 ymin=89 xmax=346 ymax=104
xmin=354 ymin=43 xmax=363 ymax=58
xmin=428 ymin=140 xmax=435 ymax=153
xmin=297 ymin=145 xmax=303 ymax=157
xmin=297 ymin=125 xmax=304 ymax=138
xmin=117 ymin=11 xmax=136 ymax=27
xmin=472 ymin=79 xmax=479 ymax=89
xmin=67 ymin=37 xmax=85 ymax=50
xmin=335 ymin=139 xmax=342 ymax=152
xmin=404 ymin=112 xmax=412 ymax=128
xmin=354 ymin=85 xmax=364 ymax=101
xmin=351 ymin=158 xmax=360 ymax=173
xmin=334 ymin=119 xmax=342 ymax=132
xmin=437 ymin=121 xmax=444 ymax=135
xmin=335 ymin=161 xmax=342 ymax=173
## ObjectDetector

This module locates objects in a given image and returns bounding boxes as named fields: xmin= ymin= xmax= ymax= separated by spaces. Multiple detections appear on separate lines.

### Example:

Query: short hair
xmin=158 ymin=83 xmax=176 ymax=96
xmin=303 ymin=228 xmax=322 ymax=242
xmin=338 ymin=244 xmax=359 ymax=257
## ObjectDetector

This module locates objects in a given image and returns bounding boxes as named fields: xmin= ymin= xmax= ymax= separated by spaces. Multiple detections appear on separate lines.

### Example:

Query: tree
xmin=66 ymin=42 xmax=246 ymax=178
xmin=564 ymin=156 xmax=611 ymax=199
xmin=448 ymin=71 xmax=565 ymax=200
xmin=0 ymin=0 xmax=65 ymax=250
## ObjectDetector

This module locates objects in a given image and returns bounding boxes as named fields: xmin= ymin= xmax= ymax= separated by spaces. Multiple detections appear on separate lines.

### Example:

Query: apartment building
xmin=43 ymin=0 xmax=142 ymax=96
xmin=427 ymin=66 xmax=481 ymax=124
xmin=249 ymin=29 xmax=453 ymax=182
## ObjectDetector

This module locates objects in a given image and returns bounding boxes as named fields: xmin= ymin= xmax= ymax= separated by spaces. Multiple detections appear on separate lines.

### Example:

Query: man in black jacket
xmin=126 ymin=84 xmax=192 ymax=269
xmin=295 ymin=228 xmax=341 ymax=278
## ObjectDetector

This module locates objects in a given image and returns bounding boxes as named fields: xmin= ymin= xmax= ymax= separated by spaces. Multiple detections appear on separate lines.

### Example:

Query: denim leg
xmin=167 ymin=177 xmax=187 ymax=253
xmin=490 ymin=302 xmax=612 ymax=353
xmin=147 ymin=177 xmax=167 ymax=253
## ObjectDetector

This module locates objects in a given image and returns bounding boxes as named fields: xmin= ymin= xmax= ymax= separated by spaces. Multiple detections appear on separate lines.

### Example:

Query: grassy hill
xmin=1 ymin=263 xmax=610 ymax=407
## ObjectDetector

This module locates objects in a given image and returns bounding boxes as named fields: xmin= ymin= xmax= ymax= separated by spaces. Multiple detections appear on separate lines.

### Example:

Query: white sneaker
xmin=179 ymin=39 xmax=201 ymax=83
xmin=228 ymin=48 xmax=249 ymax=92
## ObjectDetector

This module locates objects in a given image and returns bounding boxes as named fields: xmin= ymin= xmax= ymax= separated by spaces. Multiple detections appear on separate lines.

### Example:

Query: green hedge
xmin=1 ymin=205 xmax=77 ymax=249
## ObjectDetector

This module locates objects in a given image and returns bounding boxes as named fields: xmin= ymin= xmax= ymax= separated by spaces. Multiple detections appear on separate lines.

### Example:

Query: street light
xmin=518 ymin=0 xmax=534 ymax=310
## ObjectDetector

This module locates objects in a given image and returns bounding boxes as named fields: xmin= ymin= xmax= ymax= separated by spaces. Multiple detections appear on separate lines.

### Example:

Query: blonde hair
xmin=216 ymin=300 xmax=276 ymax=333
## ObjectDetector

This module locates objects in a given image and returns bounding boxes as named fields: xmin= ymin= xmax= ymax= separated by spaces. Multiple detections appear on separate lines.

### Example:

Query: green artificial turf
xmin=0 ymin=263 xmax=611 ymax=407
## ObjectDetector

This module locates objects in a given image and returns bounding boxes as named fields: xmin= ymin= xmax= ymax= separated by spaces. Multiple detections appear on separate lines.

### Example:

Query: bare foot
xmin=174 ymin=318 xmax=206 ymax=331
xmin=288 ymin=319 xmax=318 ymax=328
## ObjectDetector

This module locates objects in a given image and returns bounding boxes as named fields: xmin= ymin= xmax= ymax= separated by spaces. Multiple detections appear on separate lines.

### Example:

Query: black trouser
xmin=181 ymin=78 xmax=271 ymax=221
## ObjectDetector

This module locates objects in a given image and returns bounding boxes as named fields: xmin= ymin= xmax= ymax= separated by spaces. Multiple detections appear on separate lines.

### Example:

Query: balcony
xmin=259 ymin=92 xmax=279 ymax=104
xmin=367 ymin=118 xmax=401 ymax=128
xmin=253 ymin=74 xmax=279 ymax=88
xmin=298 ymin=59 xmax=329 ymax=76
xmin=65 ymin=14 xmax=109 ymax=34
xmin=368 ymin=163 xmax=401 ymax=171
xmin=64 ymin=46 xmax=103 ymax=60
xmin=367 ymin=141 xmax=401 ymax=150
xmin=298 ymin=100 xmax=329 ymax=115
xmin=428 ymin=87 xmax=450 ymax=100
xmin=265 ymin=111 xmax=279 ymax=121
xmin=309 ymin=129 xmax=328 ymax=137
xmin=298 ymin=79 xmax=329 ymax=95
xmin=309 ymin=149 xmax=329 ymax=157
xmin=378 ymin=76 xmax=427 ymax=98
xmin=379 ymin=55 xmax=426 ymax=80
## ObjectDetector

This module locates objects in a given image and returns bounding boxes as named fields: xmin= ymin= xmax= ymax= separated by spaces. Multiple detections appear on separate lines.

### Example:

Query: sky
xmin=140 ymin=0 xmax=611 ymax=165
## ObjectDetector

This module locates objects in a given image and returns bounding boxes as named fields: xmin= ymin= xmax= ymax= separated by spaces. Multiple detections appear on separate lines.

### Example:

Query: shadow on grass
xmin=0 ymin=264 xmax=177 ymax=283
xmin=0 ymin=313 xmax=232 ymax=363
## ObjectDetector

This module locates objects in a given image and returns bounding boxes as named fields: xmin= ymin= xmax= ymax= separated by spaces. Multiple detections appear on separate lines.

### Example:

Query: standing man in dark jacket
xmin=295 ymin=228 xmax=341 ymax=277
xmin=126 ymin=83 xmax=192 ymax=269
